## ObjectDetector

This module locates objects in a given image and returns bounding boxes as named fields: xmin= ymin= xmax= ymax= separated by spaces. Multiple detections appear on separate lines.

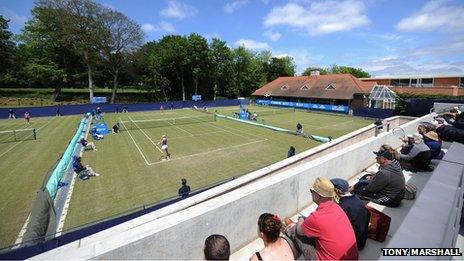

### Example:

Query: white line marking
xmin=0 ymin=119 xmax=54 ymax=159
xmin=147 ymin=138 xmax=268 ymax=165
xmin=207 ymin=121 xmax=265 ymax=140
xmin=206 ymin=122 xmax=256 ymax=140
xmin=165 ymin=119 xmax=194 ymax=137
xmin=128 ymin=116 xmax=164 ymax=154
xmin=13 ymin=213 xmax=31 ymax=246
xmin=169 ymin=130 xmax=225 ymax=140
xmin=120 ymin=117 xmax=151 ymax=165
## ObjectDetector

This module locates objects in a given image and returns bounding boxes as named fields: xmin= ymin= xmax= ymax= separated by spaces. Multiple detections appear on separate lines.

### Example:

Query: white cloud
xmin=263 ymin=30 xmax=281 ymax=42
xmin=234 ymin=39 xmax=271 ymax=50
xmin=263 ymin=0 xmax=370 ymax=36
xmin=224 ymin=0 xmax=249 ymax=13
xmin=396 ymin=0 xmax=464 ymax=32
xmin=160 ymin=1 xmax=197 ymax=19
xmin=0 ymin=8 xmax=28 ymax=28
xmin=274 ymin=49 xmax=324 ymax=75
xmin=142 ymin=22 xmax=175 ymax=33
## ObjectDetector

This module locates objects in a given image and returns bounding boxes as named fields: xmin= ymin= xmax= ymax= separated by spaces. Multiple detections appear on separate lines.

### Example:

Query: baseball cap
xmin=373 ymin=150 xmax=394 ymax=160
xmin=330 ymin=178 xmax=349 ymax=193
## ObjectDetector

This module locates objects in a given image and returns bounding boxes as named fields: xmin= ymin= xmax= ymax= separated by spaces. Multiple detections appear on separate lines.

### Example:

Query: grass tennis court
xmin=0 ymin=106 xmax=372 ymax=248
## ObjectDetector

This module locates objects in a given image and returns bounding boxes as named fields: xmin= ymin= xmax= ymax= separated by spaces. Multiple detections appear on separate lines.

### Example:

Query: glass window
xmin=399 ymin=79 xmax=410 ymax=86
xmin=460 ymin=78 xmax=464 ymax=88
xmin=411 ymin=79 xmax=418 ymax=87
xmin=421 ymin=78 xmax=433 ymax=87
xmin=391 ymin=79 xmax=400 ymax=86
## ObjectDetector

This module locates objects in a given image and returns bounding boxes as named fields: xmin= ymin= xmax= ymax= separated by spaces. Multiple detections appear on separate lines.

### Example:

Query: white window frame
xmin=325 ymin=84 xmax=335 ymax=90
xmin=280 ymin=85 xmax=288 ymax=90
xmin=301 ymin=85 xmax=310 ymax=90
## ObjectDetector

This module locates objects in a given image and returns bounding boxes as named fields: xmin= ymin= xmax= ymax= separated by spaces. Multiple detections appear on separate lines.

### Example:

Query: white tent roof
xmin=369 ymin=85 xmax=397 ymax=101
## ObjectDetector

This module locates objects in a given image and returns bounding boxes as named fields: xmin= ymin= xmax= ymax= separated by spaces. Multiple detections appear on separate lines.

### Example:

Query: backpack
xmin=403 ymin=184 xmax=417 ymax=200
xmin=366 ymin=206 xmax=391 ymax=242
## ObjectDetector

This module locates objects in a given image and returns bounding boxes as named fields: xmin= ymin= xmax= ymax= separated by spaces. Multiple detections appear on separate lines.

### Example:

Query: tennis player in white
xmin=158 ymin=134 xmax=171 ymax=160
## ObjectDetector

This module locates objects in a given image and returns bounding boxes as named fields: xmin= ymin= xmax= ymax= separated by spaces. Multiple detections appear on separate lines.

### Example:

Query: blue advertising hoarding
xmin=256 ymin=99 xmax=349 ymax=113
xmin=91 ymin=97 xmax=107 ymax=103
xmin=192 ymin=95 xmax=202 ymax=101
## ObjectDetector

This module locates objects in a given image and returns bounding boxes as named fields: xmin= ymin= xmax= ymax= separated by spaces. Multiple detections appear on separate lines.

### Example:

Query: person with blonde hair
xmin=157 ymin=134 xmax=171 ymax=160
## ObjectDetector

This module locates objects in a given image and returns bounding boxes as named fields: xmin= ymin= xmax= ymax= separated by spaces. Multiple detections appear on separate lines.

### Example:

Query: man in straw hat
xmin=423 ymin=131 xmax=444 ymax=159
xmin=399 ymin=133 xmax=432 ymax=171
xmin=284 ymin=177 xmax=358 ymax=260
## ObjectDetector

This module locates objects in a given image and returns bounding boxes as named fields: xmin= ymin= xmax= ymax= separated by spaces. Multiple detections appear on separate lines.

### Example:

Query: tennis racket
xmin=392 ymin=127 xmax=406 ymax=140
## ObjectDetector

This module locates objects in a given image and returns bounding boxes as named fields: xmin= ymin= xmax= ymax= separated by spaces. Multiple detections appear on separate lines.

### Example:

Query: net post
xmin=213 ymin=113 xmax=216 ymax=121
xmin=33 ymin=128 xmax=37 ymax=140
xmin=13 ymin=130 xmax=16 ymax=141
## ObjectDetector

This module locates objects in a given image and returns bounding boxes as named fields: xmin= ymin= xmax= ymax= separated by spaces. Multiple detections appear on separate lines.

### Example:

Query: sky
xmin=1 ymin=0 xmax=464 ymax=76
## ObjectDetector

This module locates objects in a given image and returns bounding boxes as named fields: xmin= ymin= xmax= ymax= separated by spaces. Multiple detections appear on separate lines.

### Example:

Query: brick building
xmin=360 ymin=74 xmax=464 ymax=96
xmin=252 ymin=72 xmax=374 ymax=110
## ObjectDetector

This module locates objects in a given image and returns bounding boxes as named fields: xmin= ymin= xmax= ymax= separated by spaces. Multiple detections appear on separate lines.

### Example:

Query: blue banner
xmin=91 ymin=97 xmax=107 ymax=103
xmin=256 ymin=99 xmax=349 ymax=113
xmin=192 ymin=95 xmax=202 ymax=101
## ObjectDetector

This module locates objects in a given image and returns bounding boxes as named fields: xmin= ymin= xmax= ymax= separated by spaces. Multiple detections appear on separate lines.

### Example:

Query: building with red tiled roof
xmin=252 ymin=72 xmax=375 ymax=110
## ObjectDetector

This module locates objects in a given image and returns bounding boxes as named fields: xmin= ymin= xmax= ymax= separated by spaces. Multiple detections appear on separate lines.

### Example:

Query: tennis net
xmin=254 ymin=107 xmax=295 ymax=117
xmin=0 ymin=128 xmax=36 ymax=143
xmin=119 ymin=114 xmax=216 ymax=130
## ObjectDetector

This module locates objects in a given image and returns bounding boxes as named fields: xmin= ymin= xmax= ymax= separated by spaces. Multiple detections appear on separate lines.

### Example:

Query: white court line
xmin=169 ymin=130 xmax=226 ymax=140
xmin=147 ymin=138 xmax=268 ymax=166
xmin=207 ymin=121 xmax=265 ymax=140
xmin=206 ymin=122 xmax=256 ymax=140
xmin=128 ymin=116 xmax=164 ymax=154
xmin=165 ymin=119 xmax=194 ymax=137
xmin=0 ymin=119 xmax=54 ymax=159
xmin=120 ymin=117 xmax=151 ymax=165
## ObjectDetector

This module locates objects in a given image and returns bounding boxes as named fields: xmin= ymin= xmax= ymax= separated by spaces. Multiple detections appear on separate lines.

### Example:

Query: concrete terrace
xmin=29 ymin=113 xmax=463 ymax=260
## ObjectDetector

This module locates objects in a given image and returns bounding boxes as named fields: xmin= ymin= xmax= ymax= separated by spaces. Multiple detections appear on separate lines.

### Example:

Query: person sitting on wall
xmin=73 ymin=156 xmax=100 ymax=179
xmin=400 ymin=134 xmax=415 ymax=155
xmin=79 ymin=138 xmax=97 ymax=151
xmin=284 ymin=177 xmax=358 ymax=260
xmin=351 ymin=150 xmax=405 ymax=207
xmin=331 ymin=178 xmax=369 ymax=250
xmin=204 ymin=234 xmax=230 ymax=260
xmin=399 ymin=133 xmax=433 ymax=172
xmin=112 ymin=123 xmax=120 ymax=134
xmin=122 ymin=106 xmax=128 ymax=113
xmin=296 ymin=123 xmax=303 ymax=135
xmin=250 ymin=213 xmax=294 ymax=261
xmin=178 ymin=178 xmax=191 ymax=198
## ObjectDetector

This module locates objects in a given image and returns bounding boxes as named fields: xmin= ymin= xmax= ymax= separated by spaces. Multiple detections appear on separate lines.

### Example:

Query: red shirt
xmin=300 ymin=201 xmax=359 ymax=260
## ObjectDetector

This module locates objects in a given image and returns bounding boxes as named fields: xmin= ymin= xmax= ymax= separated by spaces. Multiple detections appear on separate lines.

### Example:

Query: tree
xmin=330 ymin=64 xmax=370 ymax=78
xmin=302 ymin=67 xmax=329 ymax=76
xmin=35 ymin=0 xmax=106 ymax=100
xmin=0 ymin=16 xmax=15 ymax=75
xmin=209 ymin=38 xmax=233 ymax=99
xmin=100 ymin=8 xmax=143 ymax=103
xmin=187 ymin=33 xmax=209 ymax=96
xmin=267 ymin=56 xmax=296 ymax=81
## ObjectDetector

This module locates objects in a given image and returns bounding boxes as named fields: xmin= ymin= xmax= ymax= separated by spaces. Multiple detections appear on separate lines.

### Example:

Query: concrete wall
xmin=32 ymin=114 xmax=434 ymax=260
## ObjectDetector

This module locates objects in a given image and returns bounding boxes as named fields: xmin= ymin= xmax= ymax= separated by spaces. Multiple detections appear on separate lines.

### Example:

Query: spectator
xmin=400 ymin=134 xmax=414 ymax=155
xmin=178 ymin=178 xmax=191 ymax=198
xmin=380 ymin=144 xmax=401 ymax=161
xmin=399 ymin=133 xmax=433 ymax=171
xmin=56 ymin=107 xmax=62 ymax=117
xmin=170 ymin=102 xmax=174 ymax=110
xmin=91 ymin=128 xmax=104 ymax=140
xmin=8 ymin=109 xmax=16 ymax=119
xmin=72 ymin=156 xmax=100 ymax=178
xmin=285 ymin=177 xmax=358 ymax=260
xmin=423 ymin=131 xmax=444 ymax=159
xmin=122 ymin=106 xmax=128 ymax=113
xmin=112 ymin=123 xmax=120 ymax=134
xmin=287 ymin=146 xmax=296 ymax=158
xmin=115 ymin=106 xmax=119 ymax=113
xmin=331 ymin=178 xmax=369 ymax=250
xmin=250 ymin=213 xmax=294 ymax=261
xmin=79 ymin=138 xmax=97 ymax=151
xmin=436 ymin=124 xmax=464 ymax=144
xmin=296 ymin=123 xmax=303 ymax=135
xmin=204 ymin=234 xmax=230 ymax=260
xmin=352 ymin=150 xmax=405 ymax=207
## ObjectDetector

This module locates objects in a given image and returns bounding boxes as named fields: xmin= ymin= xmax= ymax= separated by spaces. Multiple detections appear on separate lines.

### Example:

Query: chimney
xmin=310 ymin=70 xmax=320 ymax=76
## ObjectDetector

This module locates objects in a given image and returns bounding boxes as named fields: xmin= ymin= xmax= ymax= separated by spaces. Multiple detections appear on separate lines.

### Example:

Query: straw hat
xmin=310 ymin=177 xmax=335 ymax=198
xmin=424 ymin=131 xmax=439 ymax=141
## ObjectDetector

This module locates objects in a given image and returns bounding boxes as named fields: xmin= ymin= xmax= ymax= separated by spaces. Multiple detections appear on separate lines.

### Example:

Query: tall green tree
xmin=0 ymin=16 xmax=15 ymax=75
xmin=267 ymin=56 xmax=296 ymax=81
xmin=209 ymin=38 xmax=233 ymax=99
xmin=186 ymin=33 xmax=210 ymax=96
xmin=100 ymin=8 xmax=143 ymax=103
xmin=330 ymin=64 xmax=370 ymax=78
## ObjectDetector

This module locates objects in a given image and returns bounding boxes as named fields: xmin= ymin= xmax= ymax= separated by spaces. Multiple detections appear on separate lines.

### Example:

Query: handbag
xmin=403 ymin=184 xmax=417 ymax=200
xmin=366 ymin=206 xmax=391 ymax=242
